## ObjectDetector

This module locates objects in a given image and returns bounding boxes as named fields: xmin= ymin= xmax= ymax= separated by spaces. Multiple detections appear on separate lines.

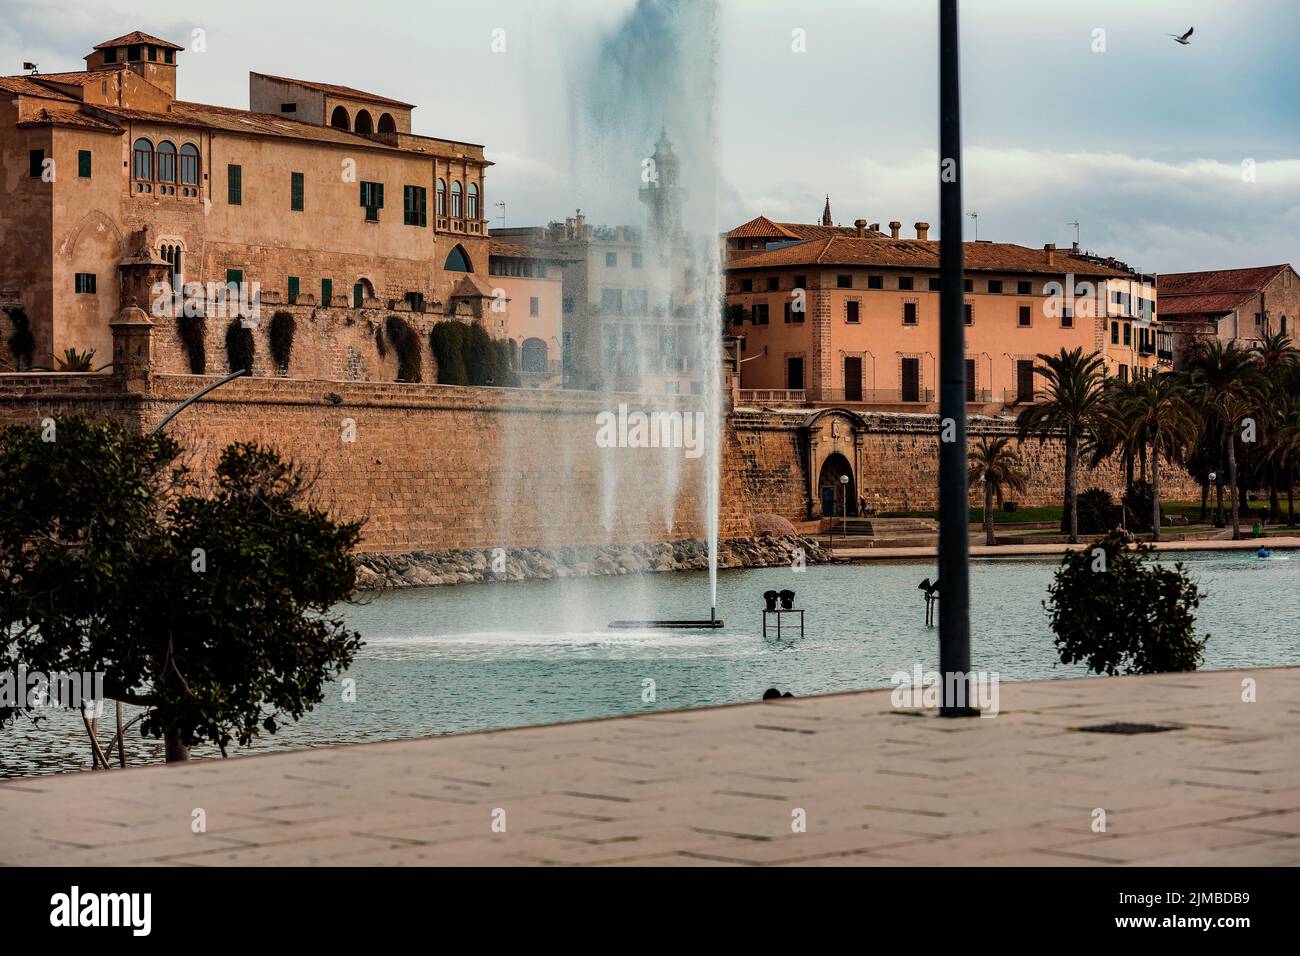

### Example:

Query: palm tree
xmin=1087 ymin=375 xmax=1145 ymax=525
xmin=1188 ymin=341 xmax=1266 ymax=539
xmin=968 ymin=436 xmax=1027 ymax=546
xmin=1016 ymin=348 xmax=1108 ymax=543
xmin=1126 ymin=372 xmax=1198 ymax=541
xmin=1253 ymin=332 xmax=1296 ymax=520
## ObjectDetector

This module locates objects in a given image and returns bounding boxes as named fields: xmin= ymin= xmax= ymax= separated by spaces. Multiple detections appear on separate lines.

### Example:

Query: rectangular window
xmin=1123 ymin=323 xmax=1132 ymax=345
xmin=794 ymin=275 xmax=807 ymax=290
xmin=740 ymin=278 xmax=753 ymax=292
xmin=127 ymin=45 xmax=141 ymax=61
xmin=786 ymin=356 xmax=805 ymax=391
xmin=1017 ymin=360 xmax=1035 ymax=402
xmin=147 ymin=45 xmax=157 ymax=62
xmin=403 ymin=185 xmax=427 ymax=226
xmin=1018 ymin=280 xmax=1032 ymax=295
xmin=1018 ymin=305 xmax=1031 ymax=327
xmin=867 ymin=275 xmax=883 ymax=290
xmin=965 ymin=358 xmax=977 ymax=403
xmin=1119 ymin=364 xmax=1129 ymax=382
xmin=280 ymin=102 xmax=297 ymax=113
xmin=360 ymin=181 xmax=384 ymax=220
xmin=846 ymin=300 xmax=860 ymax=324
xmin=928 ymin=277 xmax=942 ymax=292
xmin=405 ymin=291 xmax=425 ymax=312
xmin=28 ymin=149 xmax=43 ymax=178
xmin=784 ymin=300 xmax=803 ymax=324
xmin=530 ymin=296 xmax=540 ymax=316
xmin=898 ymin=276 xmax=913 ymax=291
xmin=74 ymin=273 xmax=96 ymax=294
xmin=227 ymin=164 xmax=242 ymax=205
xmin=287 ymin=276 xmax=300 ymax=300
xmin=988 ymin=279 xmax=1003 ymax=294
xmin=225 ymin=269 xmax=243 ymax=292
xmin=844 ymin=356 xmax=863 ymax=402
xmin=837 ymin=274 xmax=852 ymax=289
xmin=767 ymin=276 xmax=780 ymax=291
xmin=164 ymin=49 xmax=174 ymax=64
xmin=601 ymin=288 xmax=623 ymax=313
xmin=104 ymin=47 xmax=118 ymax=64
xmin=752 ymin=303 xmax=769 ymax=325
xmin=903 ymin=302 xmax=918 ymax=325
xmin=291 ymin=171 xmax=304 ymax=211
xmin=321 ymin=278 xmax=333 ymax=306
xmin=901 ymin=357 xmax=920 ymax=402
xmin=965 ymin=303 xmax=974 ymax=326
xmin=631 ymin=253 xmax=643 ymax=268
xmin=77 ymin=150 xmax=92 ymax=178
xmin=606 ymin=252 xmax=618 ymax=267
xmin=563 ymin=297 xmax=574 ymax=313
xmin=1061 ymin=307 xmax=1073 ymax=329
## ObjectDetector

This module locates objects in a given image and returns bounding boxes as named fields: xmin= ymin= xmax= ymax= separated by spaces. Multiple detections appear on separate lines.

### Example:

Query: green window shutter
xmin=228 ymin=164 xmax=242 ymax=205
xmin=376 ymin=182 xmax=384 ymax=209
xmin=291 ymin=171 xmax=304 ymax=211
xmin=226 ymin=268 xmax=243 ymax=290
xmin=288 ymin=276 xmax=299 ymax=299
xmin=78 ymin=150 xmax=92 ymax=178
xmin=360 ymin=182 xmax=369 ymax=207
xmin=321 ymin=278 xmax=332 ymax=305
xmin=419 ymin=187 xmax=427 ymax=227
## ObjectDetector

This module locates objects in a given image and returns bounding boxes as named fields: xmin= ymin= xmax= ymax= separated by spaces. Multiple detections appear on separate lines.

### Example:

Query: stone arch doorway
xmin=352 ymin=277 xmax=375 ymax=307
xmin=818 ymin=452 xmax=856 ymax=518
xmin=801 ymin=408 xmax=867 ymax=520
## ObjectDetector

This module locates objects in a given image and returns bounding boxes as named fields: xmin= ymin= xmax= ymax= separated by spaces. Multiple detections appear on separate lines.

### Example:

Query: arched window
xmin=354 ymin=109 xmax=373 ymax=135
xmin=443 ymin=245 xmax=472 ymax=273
xmin=179 ymin=143 xmax=200 ymax=186
xmin=521 ymin=338 xmax=548 ymax=373
xmin=156 ymin=141 xmax=176 ymax=183
xmin=330 ymin=106 xmax=350 ymax=130
xmin=132 ymin=138 xmax=153 ymax=182
xmin=451 ymin=181 xmax=462 ymax=218
xmin=352 ymin=277 xmax=374 ymax=307
xmin=377 ymin=112 xmax=396 ymax=134
xmin=467 ymin=183 xmax=479 ymax=220
xmin=436 ymin=179 xmax=446 ymax=216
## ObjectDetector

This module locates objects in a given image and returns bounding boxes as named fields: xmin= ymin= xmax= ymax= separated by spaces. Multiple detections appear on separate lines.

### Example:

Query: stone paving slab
xmin=1 ymin=667 xmax=1297 ymax=866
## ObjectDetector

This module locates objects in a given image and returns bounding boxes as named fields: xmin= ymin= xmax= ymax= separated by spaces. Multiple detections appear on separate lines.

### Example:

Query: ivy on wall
xmin=429 ymin=321 xmax=516 ymax=387
xmin=384 ymin=315 xmax=422 ymax=383
xmin=269 ymin=311 xmax=296 ymax=372
xmin=177 ymin=314 xmax=207 ymax=374
xmin=225 ymin=318 xmax=255 ymax=374
xmin=3 ymin=307 xmax=35 ymax=371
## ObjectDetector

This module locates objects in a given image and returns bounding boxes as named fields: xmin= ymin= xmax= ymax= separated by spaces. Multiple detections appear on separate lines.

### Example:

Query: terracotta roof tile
xmin=0 ymin=75 xmax=78 ymax=100
xmin=93 ymin=32 xmax=184 ymax=51
xmin=1159 ymin=265 xmax=1288 ymax=296
xmin=30 ymin=69 xmax=121 ymax=87
xmin=727 ymin=216 xmax=889 ymax=240
xmin=1157 ymin=292 xmax=1256 ymax=317
xmin=18 ymin=105 xmax=122 ymax=131
xmin=250 ymin=72 xmax=414 ymax=109
xmin=729 ymin=236 xmax=1131 ymax=277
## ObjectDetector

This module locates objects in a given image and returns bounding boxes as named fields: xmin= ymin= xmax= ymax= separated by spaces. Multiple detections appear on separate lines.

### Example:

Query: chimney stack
xmin=914 ymin=222 xmax=930 ymax=241
xmin=1044 ymin=243 xmax=1056 ymax=266
xmin=854 ymin=218 xmax=867 ymax=238
xmin=889 ymin=220 xmax=902 ymax=240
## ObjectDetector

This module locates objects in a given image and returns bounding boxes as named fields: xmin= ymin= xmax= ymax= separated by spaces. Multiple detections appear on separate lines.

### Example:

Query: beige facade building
xmin=0 ymin=30 xmax=493 ymax=373
xmin=724 ymin=211 xmax=1162 ymax=412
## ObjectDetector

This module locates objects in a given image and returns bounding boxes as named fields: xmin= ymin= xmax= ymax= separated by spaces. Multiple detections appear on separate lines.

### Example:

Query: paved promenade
xmin=2 ymin=667 xmax=1297 ymax=866
xmin=834 ymin=535 xmax=1300 ymax=561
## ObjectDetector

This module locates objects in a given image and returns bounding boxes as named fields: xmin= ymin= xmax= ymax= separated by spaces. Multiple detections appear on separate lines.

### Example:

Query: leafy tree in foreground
xmin=1044 ymin=532 xmax=1208 ymax=676
xmin=0 ymin=415 xmax=363 ymax=764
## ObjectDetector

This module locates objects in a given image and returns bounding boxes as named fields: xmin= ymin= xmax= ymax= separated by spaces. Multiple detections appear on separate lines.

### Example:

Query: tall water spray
xmin=566 ymin=0 xmax=724 ymax=618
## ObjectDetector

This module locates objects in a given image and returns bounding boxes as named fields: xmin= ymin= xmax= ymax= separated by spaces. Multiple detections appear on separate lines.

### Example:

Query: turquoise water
xmin=3 ymin=550 xmax=1297 ymax=776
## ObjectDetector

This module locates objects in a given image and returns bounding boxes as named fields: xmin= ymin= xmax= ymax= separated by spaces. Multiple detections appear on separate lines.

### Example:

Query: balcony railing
xmin=816 ymin=388 xmax=937 ymax=404
xmin=738 ymin=389 xmax=806 ymax=405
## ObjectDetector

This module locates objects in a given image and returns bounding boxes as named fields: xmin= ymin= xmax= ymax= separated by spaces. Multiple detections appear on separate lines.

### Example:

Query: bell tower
xmin=640 ymin=128 xmax=683 ymax=239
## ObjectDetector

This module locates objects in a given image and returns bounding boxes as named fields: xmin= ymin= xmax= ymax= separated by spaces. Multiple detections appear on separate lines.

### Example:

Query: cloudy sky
xmin=4 ymin=0 xmax=1297 ymax=273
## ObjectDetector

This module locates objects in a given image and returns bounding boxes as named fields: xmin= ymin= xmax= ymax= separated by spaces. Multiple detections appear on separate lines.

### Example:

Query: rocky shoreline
xmin=354 ymin=534 xmax=832 ymax=590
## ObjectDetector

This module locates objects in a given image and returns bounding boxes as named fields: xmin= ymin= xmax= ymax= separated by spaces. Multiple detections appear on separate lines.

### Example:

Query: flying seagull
xmin=1168 ymin=26 xmax=1193 ymax=45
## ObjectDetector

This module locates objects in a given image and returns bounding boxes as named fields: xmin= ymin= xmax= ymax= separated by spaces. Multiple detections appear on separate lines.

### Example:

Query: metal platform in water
xmin=608 ymin=619 xmax=725 ymax=629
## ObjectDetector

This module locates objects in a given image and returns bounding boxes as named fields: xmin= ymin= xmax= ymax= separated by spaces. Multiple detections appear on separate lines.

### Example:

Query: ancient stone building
xmin=0 ymin=30 xmax=503 ymax=375
xmin=1158 ymin=264 xmax=1300 ymax=368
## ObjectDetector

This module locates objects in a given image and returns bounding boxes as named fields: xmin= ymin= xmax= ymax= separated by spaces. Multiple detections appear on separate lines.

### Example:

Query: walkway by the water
xmin=833 ymin=535 xmax=1300 ymax=561
xmin=2 ymin=667 xmax=1297 ymax=866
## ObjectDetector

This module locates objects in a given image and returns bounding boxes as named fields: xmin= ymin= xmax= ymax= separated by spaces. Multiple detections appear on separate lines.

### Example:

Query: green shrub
xmin=1124 ymin=479 xmax=1155 ymax=532
xmin=384 ymin=315 xmax=422 ymax=383
xmin=430 ymin=320 xmax=517 ymax=387
xmin=1045 ymin=531 xmax=1208 ymax=676
xmin=268 ymin=311 xmax=296 ymax=372
xmin=1062 ymin=487 xmax=1118 ymax=535
xmin=177 ymin=314 xmax=206 ymax=374
xmin=225 ymin=318 xmax=255 ymax=373
xmin=4 ymin=306 xmax=35 ymax=370
xmin=374 ymin=324 xmax=387 ymax=359
xmin=429 ymin=321 xmax=469 ymax=385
